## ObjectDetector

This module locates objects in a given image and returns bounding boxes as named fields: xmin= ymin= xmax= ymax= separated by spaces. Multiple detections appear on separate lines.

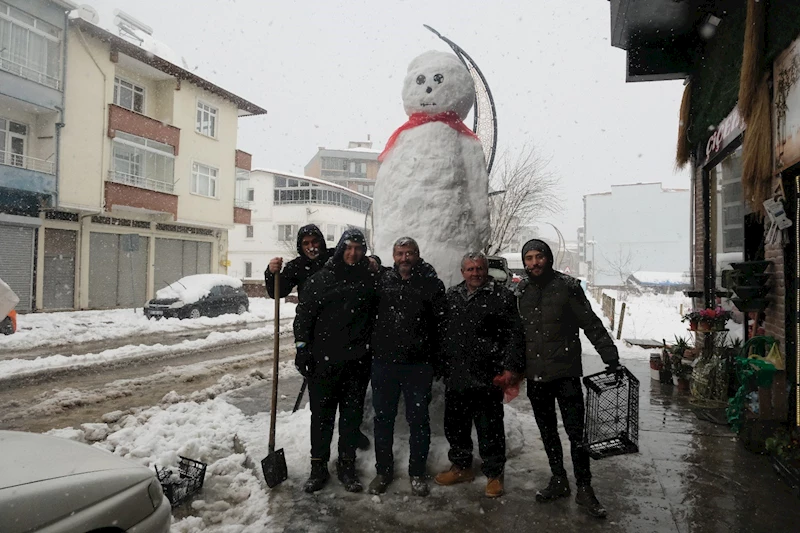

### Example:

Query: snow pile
xmin=591 ymin=290 xmax=691 ymax=346
xmin=630 ymin=271 xmax=690 ymax=286
xmin=156 ymin=275 xmax=244 ymax=303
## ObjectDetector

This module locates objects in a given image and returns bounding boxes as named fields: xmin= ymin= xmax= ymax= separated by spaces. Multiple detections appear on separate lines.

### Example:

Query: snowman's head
xmin=402 ymin=51 xmax=474 ymax=119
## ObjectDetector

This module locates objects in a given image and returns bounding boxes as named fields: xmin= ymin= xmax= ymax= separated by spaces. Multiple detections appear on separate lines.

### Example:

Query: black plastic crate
xmin=583 ymin=367 xmax=640 ymax=459
xmin=155 ymin=456 xmax=207 ymax=507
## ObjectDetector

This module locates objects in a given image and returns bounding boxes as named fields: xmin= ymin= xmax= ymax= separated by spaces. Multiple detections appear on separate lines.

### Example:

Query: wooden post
xmin=617 ymin=302 xmax=626 ymax=340
xmin=679 ymin=303 xmax=683 ymax=317
xmin=610 ymin=298 xmax=616 ymax=332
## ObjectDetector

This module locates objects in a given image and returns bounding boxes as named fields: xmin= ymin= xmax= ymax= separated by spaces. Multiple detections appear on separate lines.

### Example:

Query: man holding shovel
xmin=293 ymin=229 xmax=377 ymax=493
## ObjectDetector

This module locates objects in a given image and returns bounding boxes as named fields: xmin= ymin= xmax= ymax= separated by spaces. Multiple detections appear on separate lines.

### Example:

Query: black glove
xmin=606 ymin=362 xmax=625 ymax=381
xmin=295 ymin=345 xmax=314 ymax=378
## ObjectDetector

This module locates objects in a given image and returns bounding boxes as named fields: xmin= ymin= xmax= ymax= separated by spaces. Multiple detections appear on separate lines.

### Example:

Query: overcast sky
xmin=86 ymin=0 xmax=690 ymax=241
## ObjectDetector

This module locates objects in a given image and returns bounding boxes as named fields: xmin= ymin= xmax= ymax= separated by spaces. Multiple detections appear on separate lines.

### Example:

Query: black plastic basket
xmin=583 ymin=367 xmax=640 ymax=459
xmin=155 ymin=456 xmax=208 ymax=507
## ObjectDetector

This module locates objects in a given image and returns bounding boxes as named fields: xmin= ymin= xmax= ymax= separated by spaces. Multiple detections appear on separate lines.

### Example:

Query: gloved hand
xmin=606 ymin=362 xmax=625 ymax=381
xmin=492 ymin=370 xmax=520 ymax=389
xmin=295 ymin=344 xmax=314 ymax=378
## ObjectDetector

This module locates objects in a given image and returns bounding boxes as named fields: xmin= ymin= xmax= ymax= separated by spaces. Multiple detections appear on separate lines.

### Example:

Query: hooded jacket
xmin=293 ymin=229 xmax=377 ymax=363
xmin=372 ymin=259 xmax=446 ymax=366
xmin=265 ymin=224 xmax=331 ymax=299
xmin=516 ymin=239 xmax=619 ymax=382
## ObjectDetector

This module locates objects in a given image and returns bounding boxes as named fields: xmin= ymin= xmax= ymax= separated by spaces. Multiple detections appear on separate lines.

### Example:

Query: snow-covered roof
xmin=252 ymin=168 xmax=373 ymax=202
xmin=156 ymin=274 xmax=243 ymax=303
xmin=630 ymin=271 xmax=690 ymax=286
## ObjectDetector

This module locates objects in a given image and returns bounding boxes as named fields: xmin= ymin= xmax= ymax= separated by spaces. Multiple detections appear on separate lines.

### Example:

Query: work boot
xmin=410 ymin=476 xmax=430 ymax=497
xmin=336 ymin=458 xmax=363 ymax=493
xmin=434 ymin=464 xmax=475 ymax=486
xmin=368 ymin=473 xmax=393 ymax=495
xmin=535 ymin=475 xmax=570 ymax=502
xmin=485 ymin=475 xmax=504 ymax=498
xmin=356 ymin=430 xmax=371 ymax=450
xmin=576 ymin=485 xmax=607 ymax=518
xmin=303 ymin=459 xmax=329 ymax=493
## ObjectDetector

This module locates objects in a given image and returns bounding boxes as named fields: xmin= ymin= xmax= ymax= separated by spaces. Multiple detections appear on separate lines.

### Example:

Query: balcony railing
xmin=0 ymin=55 xmax=60 ymax=90
xmin=234 ymin=198 xmax=252 ymax=209
xmin=108 ymin=169 xmax=174 ymax=194
xmin=0 ymin=151 xmax=55 ymax=174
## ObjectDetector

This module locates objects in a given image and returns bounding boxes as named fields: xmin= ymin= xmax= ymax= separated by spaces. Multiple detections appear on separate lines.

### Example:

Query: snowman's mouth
xmin=420 ymin=102 xmax=437 ymax=107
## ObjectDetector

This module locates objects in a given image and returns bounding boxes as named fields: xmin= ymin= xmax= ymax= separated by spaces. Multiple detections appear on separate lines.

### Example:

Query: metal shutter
xmin=154 ymin=238 xmax=184 ymax=288
xmin=0 ymin=224 xmax=34 ymax=312
xmin=43 ymin=229 xmax=77 ymax=309
xmin=116 ymin=236 xmax=148 ymax=308
xmin=88 ymin=233 xmax=119 ymax=309
xmin=197 ymin=242 xmax=212 ymax=273
xmin=182 ymin=240 xmax=198 ymax=276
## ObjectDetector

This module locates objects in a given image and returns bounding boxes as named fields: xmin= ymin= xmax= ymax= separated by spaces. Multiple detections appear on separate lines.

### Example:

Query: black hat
xmin=521 ymin=239 xmax=553 ymax=264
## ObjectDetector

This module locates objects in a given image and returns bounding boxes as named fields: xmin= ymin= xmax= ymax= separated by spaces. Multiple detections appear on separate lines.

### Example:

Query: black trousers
xmin=527 ymin=376 xmax=591 ymax=486
xmin=371 ymin=361 xmax=433 ymax=477
xmin=444 ymin=386 xmax=506 ymax=478
xmin=308 ymin=357 xmax=371 ymax=462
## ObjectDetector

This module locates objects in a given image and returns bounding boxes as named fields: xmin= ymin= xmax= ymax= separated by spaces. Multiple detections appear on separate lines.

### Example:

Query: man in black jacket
xmin=293 ymin=229 xmax=377 ymax=493
xmin=265 ymin=224 xmax=329 ymax=299
xmin=516 ymin=238 xmax=622 ymax=518
xmin=367 ymin=237 xmax=446 ymax=497
xmin=434 ymin=252 xmax=525 ymax=498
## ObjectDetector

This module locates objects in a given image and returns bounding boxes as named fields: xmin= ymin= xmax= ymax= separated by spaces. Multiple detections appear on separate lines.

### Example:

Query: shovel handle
xmin=269 ymin=272 xmax=280 ymax=454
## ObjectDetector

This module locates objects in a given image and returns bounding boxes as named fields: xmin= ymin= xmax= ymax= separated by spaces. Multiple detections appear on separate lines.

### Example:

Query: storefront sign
xmin=774 ymin=36 xmax=800 ymax=171
xmin=705 ymin=107 xmax=745 ymax=164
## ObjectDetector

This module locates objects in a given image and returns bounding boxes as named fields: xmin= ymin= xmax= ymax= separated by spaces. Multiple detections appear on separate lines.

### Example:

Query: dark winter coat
xmin=293 ymin=229 xmax=377 ymax=364
xmin=443 ymin=280 xmax=525 ymax=390
xmin=265 ymin=224 xmax=331 ymax=299
xmin=516 ymin=268 xmax=619 ymax=383
xmin=371 ymin=260 xmax=446 ymax=366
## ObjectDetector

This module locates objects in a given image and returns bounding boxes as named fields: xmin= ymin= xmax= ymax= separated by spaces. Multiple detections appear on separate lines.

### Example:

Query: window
xmin=244 ymin=262 xmax=252 ymax=278
xmin=273 ymin=176 xmax=372 ymax=214
xmin=196 ymin=101 xmax=218 ymax=137
xmin=247 ymin=188 xmax=254 ymax=201
xmin=246 ymin=225 xmax=254 ymax=238
xmin=326 ymin=225 xmax=337 ymax=242
xmin=356 ymin=183 xmax=374 ymax=196
xmin=192 ymin=162 xmax=218 ymax=198
xmin=278 ymin=224 xmax=298 ymax=242
xmin=114 ymin=77 xmax=145 ymax=113
xmin=0 ymin=2 xmax=62 ymax=88
xmin=111 ymin=132 xmax=175 ymax=192
xmin=0 ymin=117 xmax=27 ymax=168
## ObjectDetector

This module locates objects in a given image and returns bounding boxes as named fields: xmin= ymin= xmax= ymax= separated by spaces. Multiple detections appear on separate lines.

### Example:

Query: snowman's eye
xmin=416 ymin=74 xmax=426 ymax=85
xmin=434 ymin=73 xmax=444 ymax=84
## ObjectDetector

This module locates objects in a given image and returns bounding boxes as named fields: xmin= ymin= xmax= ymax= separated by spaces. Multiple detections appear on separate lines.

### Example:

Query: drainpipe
xmin=53 ymin=8 xmax=70 ymax=210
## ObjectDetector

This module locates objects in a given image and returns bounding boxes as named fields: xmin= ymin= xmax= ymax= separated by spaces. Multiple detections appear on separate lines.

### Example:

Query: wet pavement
xmin=227 ymin=355 xmax=800 ymax=532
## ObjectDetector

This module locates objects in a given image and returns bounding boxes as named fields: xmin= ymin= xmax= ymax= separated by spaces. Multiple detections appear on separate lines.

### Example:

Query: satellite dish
xmin=77 ymin=4 xmax=99 ymax=25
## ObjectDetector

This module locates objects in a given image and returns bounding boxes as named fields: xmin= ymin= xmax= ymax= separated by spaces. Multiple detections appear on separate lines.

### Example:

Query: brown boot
xmin=434 ymin=464 xmax=475 ymax=486
xmin=485 ymin=475 xmax=504 ymax=498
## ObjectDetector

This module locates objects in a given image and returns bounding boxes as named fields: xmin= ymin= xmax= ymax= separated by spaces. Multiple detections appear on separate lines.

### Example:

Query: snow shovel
xmin=261 ymin=272 xmax=287 ymax=488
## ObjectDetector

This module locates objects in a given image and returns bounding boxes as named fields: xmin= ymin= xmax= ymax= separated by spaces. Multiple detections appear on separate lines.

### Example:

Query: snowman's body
xmin=373 ymin=51 xmax=490 ymax=287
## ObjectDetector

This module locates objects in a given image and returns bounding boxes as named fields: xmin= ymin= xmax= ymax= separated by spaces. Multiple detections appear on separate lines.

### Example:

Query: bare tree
xmin=484 ymin=144 xmax=561 ymax=255
xmin=600 ymin=245 xmax=639 ymax=287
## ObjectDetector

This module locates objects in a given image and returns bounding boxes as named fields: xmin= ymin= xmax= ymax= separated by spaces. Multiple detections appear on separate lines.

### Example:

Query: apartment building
xmin=227 ymin=169 xmax=372 ymax=280
xmin=0 ymin=0 xmax=74 ymax=312
xmin=9 ymin=7 xmax=266 ymax=311
xmin=303 ymin=140 xmax=380 ymax=197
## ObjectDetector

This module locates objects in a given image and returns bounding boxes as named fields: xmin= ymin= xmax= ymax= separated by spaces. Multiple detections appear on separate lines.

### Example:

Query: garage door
xmin=43 ymin=229 xmax=77 ymax=309
xmin=88 ymin=233 xmax=149 ymax=309
xmin=0 ymin=223 xmax=35 ymax=312
xmin=154 ymin=239 xmax=212 ymax=291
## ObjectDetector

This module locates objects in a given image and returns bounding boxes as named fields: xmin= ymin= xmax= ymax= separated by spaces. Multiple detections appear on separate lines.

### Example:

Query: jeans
xmin=527 ymin=376 xmax=591 ymax=486
xmin=371 ymin=361 xmax=434 ymax=477
xmin=308 ymin=357 xmax=371 ymax=462
xmin=444 ymin=386 xmax=506 ymax=478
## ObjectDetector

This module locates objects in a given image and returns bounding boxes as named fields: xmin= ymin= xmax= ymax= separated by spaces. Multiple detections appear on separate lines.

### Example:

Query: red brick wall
xmin=692 ymin=164 xmax=705 ymax=309
xmin=764 ymin=175 xmax=788 ymax=346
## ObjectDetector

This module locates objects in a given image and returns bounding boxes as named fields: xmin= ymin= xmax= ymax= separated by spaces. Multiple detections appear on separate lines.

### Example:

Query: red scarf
xmin=378 ymin=111 xmax=479 ymax=162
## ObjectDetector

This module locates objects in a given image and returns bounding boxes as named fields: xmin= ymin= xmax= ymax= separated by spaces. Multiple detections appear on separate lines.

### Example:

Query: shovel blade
xmin=261 ymin=448 xmax=288 ymax=488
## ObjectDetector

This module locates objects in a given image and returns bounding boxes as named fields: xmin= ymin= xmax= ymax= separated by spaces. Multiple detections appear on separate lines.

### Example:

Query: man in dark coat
xmin=516 ymin=238 xmax=622 ymax=518
xmin=293 ymin=229 xmax=377 ymax=493
xmin=434 ymin=252 xmax=525 ymax=498
xmin=265 ymin=224 xmax=329 ymax=299
xmin=367 ymin=237 xmax=446 ymax=497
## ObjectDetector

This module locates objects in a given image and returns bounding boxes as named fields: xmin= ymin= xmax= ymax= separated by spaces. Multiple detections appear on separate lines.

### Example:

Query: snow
xmin=156 ymin=274 xmax=243 ymax=303
xmin=373 ymin=51 xmax=488 ymax=288
xmin=128 ymin=27 xmax=185 ymax=67
xmin=630 ymin=271 xmax=690 ymax=286
xmin=596 ymin=290 xmax=693 ymax=345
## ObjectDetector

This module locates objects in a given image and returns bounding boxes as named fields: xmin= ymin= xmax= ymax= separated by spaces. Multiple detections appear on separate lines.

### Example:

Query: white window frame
xmin=0 ymin=2 xmax=62 ymax=89
xmin=114 ymin=76 xmax=146 ymax=114
xmin=191 ymin=161 xmax=219 ymax=198
xmin=196 ymin=100 xmax=218 ymax=138
xmin=244 ymin=261 xmax=252 ymax=278
xmin=326 ymin=224 xmax=337 ymax=242
xmin=277 ymin=224 xmax=298 ymax=242
xmin=246 ymin=225 xmax=254 ymax=238
xmin=110 ymin=131 xmax=175 ymax=193
xmin=247 ymin=188 xmax=255 ymax=202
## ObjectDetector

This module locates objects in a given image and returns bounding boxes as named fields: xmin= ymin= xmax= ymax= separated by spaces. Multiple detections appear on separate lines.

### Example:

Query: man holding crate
xmin=516 ymin=238 xmax=622 ymax=519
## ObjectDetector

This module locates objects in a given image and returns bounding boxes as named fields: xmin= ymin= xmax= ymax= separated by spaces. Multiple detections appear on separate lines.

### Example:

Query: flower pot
xmin=689 ymin=320 xmax=698 ymax=331
xmin=697 ymin=321 xmax=712 ymax=332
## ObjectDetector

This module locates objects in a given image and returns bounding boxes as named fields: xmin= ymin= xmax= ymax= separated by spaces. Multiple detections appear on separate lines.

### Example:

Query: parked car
xmin=487 ymin=255 xmax=515 ymax=289
xmin=0 ymin=430 xmax=171 ymax=533
xmin=145 ymin=274 xmax=249 ymax=319
xmin=1 ymin=309 xmax=16 ymax=335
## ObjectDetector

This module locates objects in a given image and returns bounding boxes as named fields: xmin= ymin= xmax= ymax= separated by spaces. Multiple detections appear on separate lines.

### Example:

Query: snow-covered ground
xmin=0 ymin=298 xmax=296 ymax=353
xmin=599 ymin=290 xmax=693 ymax=345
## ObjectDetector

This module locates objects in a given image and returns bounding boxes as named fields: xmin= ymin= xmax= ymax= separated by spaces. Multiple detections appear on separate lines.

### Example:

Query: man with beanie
xmin=367 ymin=237 xmax=446 ymax=497
xmin=434 ymin=251 xmax=525 ymax=498
xmin=516 ymin=238 xmax=622 ymax=518
xmin=293 ymin=229 xmax=377 ymax=493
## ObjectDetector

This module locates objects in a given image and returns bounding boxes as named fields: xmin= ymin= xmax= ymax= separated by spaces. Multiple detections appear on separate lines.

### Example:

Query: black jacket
xmin=293 ymin=229 xmax=377 ymax=364
xmin=265 ymin=224 xmax=330 ymax=299
xmin=516 ymin=270 xmax=619 ymax=382
xmin=372 ymin=260 xmax=446 ymax=366
xmin=443 ymin=280 xmax=525 ymax=390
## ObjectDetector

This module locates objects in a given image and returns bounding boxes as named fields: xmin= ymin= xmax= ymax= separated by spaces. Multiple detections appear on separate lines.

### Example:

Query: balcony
xmin=233 ymin=206 xmax=251 ymax=225
xmin=104 ymin=180 xmax=178 ymax=219
xmin=108 ymin=104 xmax=180 ymax=154
xmin=0 ymin=151 xmax=55 ymax=174
xmin=0 ymin=152 xmax=56 ymax=197
xmin=0 ymin=55 xmax=60 ymax=90
xmin=108 ymin=169 xmax=174 ymax=194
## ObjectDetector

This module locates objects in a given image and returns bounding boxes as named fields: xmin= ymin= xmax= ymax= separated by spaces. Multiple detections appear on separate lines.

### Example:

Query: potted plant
xmin=668 ymin=337 xmax=693 ymax=390
xmin=682 ymin=307 xmax=732 ymax=332
xmin=765 ymin=428 xmax=800 ymax=492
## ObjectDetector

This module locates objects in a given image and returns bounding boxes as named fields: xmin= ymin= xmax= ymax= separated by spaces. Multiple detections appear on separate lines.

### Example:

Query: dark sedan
xmin=144 ymin=274 xmax=249 ymax=319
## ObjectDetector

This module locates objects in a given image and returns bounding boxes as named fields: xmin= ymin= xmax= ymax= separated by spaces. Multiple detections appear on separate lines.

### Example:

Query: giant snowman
xmin=373 ymin=50 xmax=490 ymax=287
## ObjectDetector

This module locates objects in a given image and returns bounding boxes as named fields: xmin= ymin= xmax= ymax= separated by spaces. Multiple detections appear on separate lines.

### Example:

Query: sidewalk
xmin=226 ymin=355 xmax=800 ymax=532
